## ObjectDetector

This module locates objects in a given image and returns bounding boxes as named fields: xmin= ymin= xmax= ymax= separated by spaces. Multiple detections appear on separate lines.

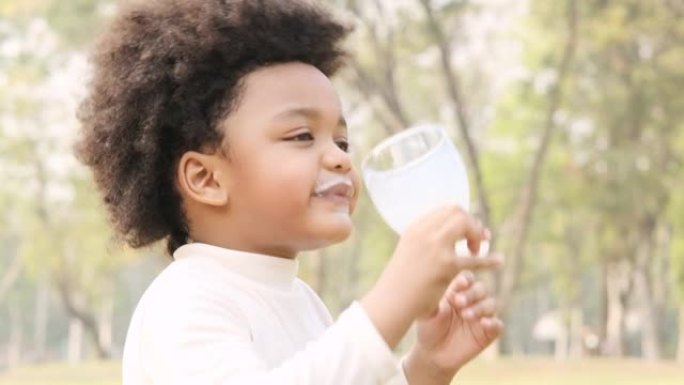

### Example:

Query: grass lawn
xmin=0 ymin=358 xmax=682 ymax=385
xmin=458 ymin=358 xmax=684 ymax=385
xmin=0 ymin=361 xmax=119 ymax=385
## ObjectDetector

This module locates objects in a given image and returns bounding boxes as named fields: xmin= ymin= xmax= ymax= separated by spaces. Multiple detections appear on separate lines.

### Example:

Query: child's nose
xmin=322 ymin=142 xmax=352 ymax=172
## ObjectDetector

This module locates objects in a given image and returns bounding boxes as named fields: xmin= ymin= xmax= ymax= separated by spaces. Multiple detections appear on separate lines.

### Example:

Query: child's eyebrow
xmin=272 ymin=107 xmax=347 ymax=129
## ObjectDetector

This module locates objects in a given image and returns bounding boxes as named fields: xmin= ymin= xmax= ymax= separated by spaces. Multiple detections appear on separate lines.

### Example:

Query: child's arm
xmin=134 ymin=293 xmax=411 ymax=385
xmin=360 ymin=205 xmax=502 ymax=384
xmin=360 ymin=205 xmax=500 ymax=349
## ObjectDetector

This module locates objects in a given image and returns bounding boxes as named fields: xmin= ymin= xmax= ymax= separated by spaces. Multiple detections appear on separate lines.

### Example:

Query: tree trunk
xmin=498 ymin=0 xmax=579 ymax=311
xmin=568 ymin=305 xmax=584 ymax=358
xmin=55 ymin=269 xmax=111 ymax=359
xmin=67 ymin=317 xmax=83 ymax=365
xmin=418 ymin=0 xmax=493 ymax=227
xmin=598 ymin=261 xmax=608 ymax=352
xmin=97 ymin=279 xmax=115 ymax=357
xmin=555 ymin=320 xmax=569 ymax=361
xmin=54 ymin=242 xmax=112 ymax=359
xmin=678 ymin=303 xmax=684 ymax=364
xmin=33 ymin=276 xmax=50 ymax=362
xmin=0 ymin=252 xmax=22 ymax=305
xmin=633 ymin=261 xmax=660 ymax=360
xmin=602 ymin=260 xmax=630 ymax=356
xmin=565 ymin=225 xmax=585 ymax=359
xmin=7 ymin=299 xmax=23 ymax=369
xmin=346 ymin=1 xmax=410 ymax=135
xmin=632 ymin=216 xmax=661 ymax=360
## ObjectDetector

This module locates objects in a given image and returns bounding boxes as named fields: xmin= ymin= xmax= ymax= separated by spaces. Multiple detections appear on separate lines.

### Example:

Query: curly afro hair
xmin=76 ymin=0 xmax=353 ymax=256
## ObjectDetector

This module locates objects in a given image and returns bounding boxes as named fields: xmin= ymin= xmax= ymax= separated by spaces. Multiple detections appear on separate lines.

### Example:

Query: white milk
xmin=363 ymin=125 xmax=485 ymax=256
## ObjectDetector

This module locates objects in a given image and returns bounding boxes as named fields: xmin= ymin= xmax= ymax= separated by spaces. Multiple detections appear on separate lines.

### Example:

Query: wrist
xmin=404 ymin=346 xmax=458 ymax=385
xmin=360 ymin=278 xmax=416 ymax=349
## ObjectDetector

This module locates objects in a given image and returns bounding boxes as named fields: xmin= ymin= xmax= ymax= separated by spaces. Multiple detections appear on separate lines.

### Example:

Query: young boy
xmin=76 ymin=0 xmax=503 ymax=384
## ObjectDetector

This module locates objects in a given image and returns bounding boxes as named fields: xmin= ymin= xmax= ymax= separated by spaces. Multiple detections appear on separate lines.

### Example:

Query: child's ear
xmin=177 ymin=151 xmax=229 ymax=207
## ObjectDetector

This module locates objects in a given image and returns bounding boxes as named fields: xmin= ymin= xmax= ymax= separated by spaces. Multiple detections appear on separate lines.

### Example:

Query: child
xmin=76 ymin=0 xmax=503 ymax=384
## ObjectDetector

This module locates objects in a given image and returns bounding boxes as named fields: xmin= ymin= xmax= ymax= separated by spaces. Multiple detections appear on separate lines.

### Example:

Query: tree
xmin=0 ymin=0 xmax=145 ymax=362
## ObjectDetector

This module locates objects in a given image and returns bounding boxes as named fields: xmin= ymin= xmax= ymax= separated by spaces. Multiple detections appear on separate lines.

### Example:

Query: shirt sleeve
xmin=139 ymin=295 xmax=408 ymax=385
xmin=385 ymin=358 xmax=410 ymax=385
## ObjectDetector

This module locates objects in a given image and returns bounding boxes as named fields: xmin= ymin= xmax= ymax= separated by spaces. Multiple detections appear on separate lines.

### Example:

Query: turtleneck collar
xmin=173 ymin=242 xmax=299 ymax=290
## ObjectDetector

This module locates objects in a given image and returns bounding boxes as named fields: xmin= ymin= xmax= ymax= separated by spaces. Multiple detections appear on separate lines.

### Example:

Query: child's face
xmin=215 ymin=62 xmax=360 ymax=257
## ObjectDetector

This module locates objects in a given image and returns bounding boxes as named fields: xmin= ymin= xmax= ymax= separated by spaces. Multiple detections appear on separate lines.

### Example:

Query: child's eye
xmin=336 ymin=139 xmax=349 ymax=153
xmin=287 ymin=132 xmax=314 ymax=142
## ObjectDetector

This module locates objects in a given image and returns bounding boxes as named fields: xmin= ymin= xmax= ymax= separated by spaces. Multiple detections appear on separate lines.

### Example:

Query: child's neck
xmin=190 ymin=235 xmax=299 ymax=260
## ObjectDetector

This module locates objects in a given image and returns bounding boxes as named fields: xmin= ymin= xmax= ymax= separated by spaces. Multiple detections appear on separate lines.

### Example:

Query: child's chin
xmin=313 ymin=219 xmax=353 ymax=246
xmin=300 ymin=230 xmax=351 ymax=252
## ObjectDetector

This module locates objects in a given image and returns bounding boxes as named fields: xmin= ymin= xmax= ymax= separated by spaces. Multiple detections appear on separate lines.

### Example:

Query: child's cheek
xmin=350 ymin=186 xmax=361 ymax=214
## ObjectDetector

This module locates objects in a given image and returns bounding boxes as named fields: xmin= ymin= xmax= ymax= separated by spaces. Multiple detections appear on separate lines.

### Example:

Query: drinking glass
xmin=362 ymin=124 xmax=487 ymax=255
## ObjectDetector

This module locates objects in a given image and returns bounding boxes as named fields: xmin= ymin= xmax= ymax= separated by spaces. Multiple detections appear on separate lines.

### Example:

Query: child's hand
xmin=360 ymin=205 xmax=501 ymax=349
xmin=405 ymin=270 xmax=503 ymax=384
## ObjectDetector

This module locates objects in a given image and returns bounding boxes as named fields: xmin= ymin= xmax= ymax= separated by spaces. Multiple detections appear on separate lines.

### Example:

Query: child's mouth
xmin=314 ymin=184 xmax=352 ymax=202
xmin=313 ymin=177 xmax=354 ymax=206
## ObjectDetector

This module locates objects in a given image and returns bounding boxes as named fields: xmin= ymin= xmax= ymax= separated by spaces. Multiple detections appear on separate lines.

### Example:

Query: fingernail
xmin=483 ymin=228 xmax=492 ymax=240
xmin=462 ymin=309 xmax=474 ymax=319
xmin=456 ymin=275 xmax=468 ymax=287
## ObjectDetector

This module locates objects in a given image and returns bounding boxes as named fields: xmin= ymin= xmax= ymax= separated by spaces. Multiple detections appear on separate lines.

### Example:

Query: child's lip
xmin=313 ymin=177 xmax=354 ymax=199
xmin=314 ymin=183 xmax=353 ymax=199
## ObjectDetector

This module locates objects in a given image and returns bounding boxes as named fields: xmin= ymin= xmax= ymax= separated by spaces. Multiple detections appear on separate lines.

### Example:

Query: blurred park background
xmin=1 ymin=0 xmax=683 ymax=383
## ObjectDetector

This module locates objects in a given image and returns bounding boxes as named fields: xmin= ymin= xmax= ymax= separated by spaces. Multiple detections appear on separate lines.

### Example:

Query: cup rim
xmin=362 ymin=123 xmax=449 ymax=176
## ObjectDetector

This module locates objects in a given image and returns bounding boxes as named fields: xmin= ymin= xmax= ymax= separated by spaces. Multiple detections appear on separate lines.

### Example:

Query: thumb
xmin=417 ymin=299 xmax=453 ymax=349
xmin=419 ymin=298 xmax=451 ymax=328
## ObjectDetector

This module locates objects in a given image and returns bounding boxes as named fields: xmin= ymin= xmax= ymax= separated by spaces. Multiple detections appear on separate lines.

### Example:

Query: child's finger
xmin=467 ymin=221 xmax=489 ymax=256
xmin=462 ymin=281 xmax=488 ymax=303
xmin=453 ymin=252 xmax=503 ymax=272
xmin=450 ymin=270 xmax=475 ymax=292
xmin=480 ymin=317 xmax=504 ymax=341
xmin=438 ymin=206 xmax=485 ymax=251
xmin=461 ymin=297 xmax=497 ymax=320
xmin=449 ymin=279 xmax=487 ymax=309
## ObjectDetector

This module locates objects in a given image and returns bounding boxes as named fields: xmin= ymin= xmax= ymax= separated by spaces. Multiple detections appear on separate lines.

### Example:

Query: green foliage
xmin=0 ymin=0 xmax=146 ymax=360
xmin=1 ymin=0 xmax=682 ymax=363
xmin=46 ymin=0 xmax=111 ymax=49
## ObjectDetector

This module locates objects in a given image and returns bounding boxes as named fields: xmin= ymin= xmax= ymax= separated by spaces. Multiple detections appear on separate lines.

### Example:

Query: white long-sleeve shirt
xmin=122 ymin=242 xmax=409 ymax=385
